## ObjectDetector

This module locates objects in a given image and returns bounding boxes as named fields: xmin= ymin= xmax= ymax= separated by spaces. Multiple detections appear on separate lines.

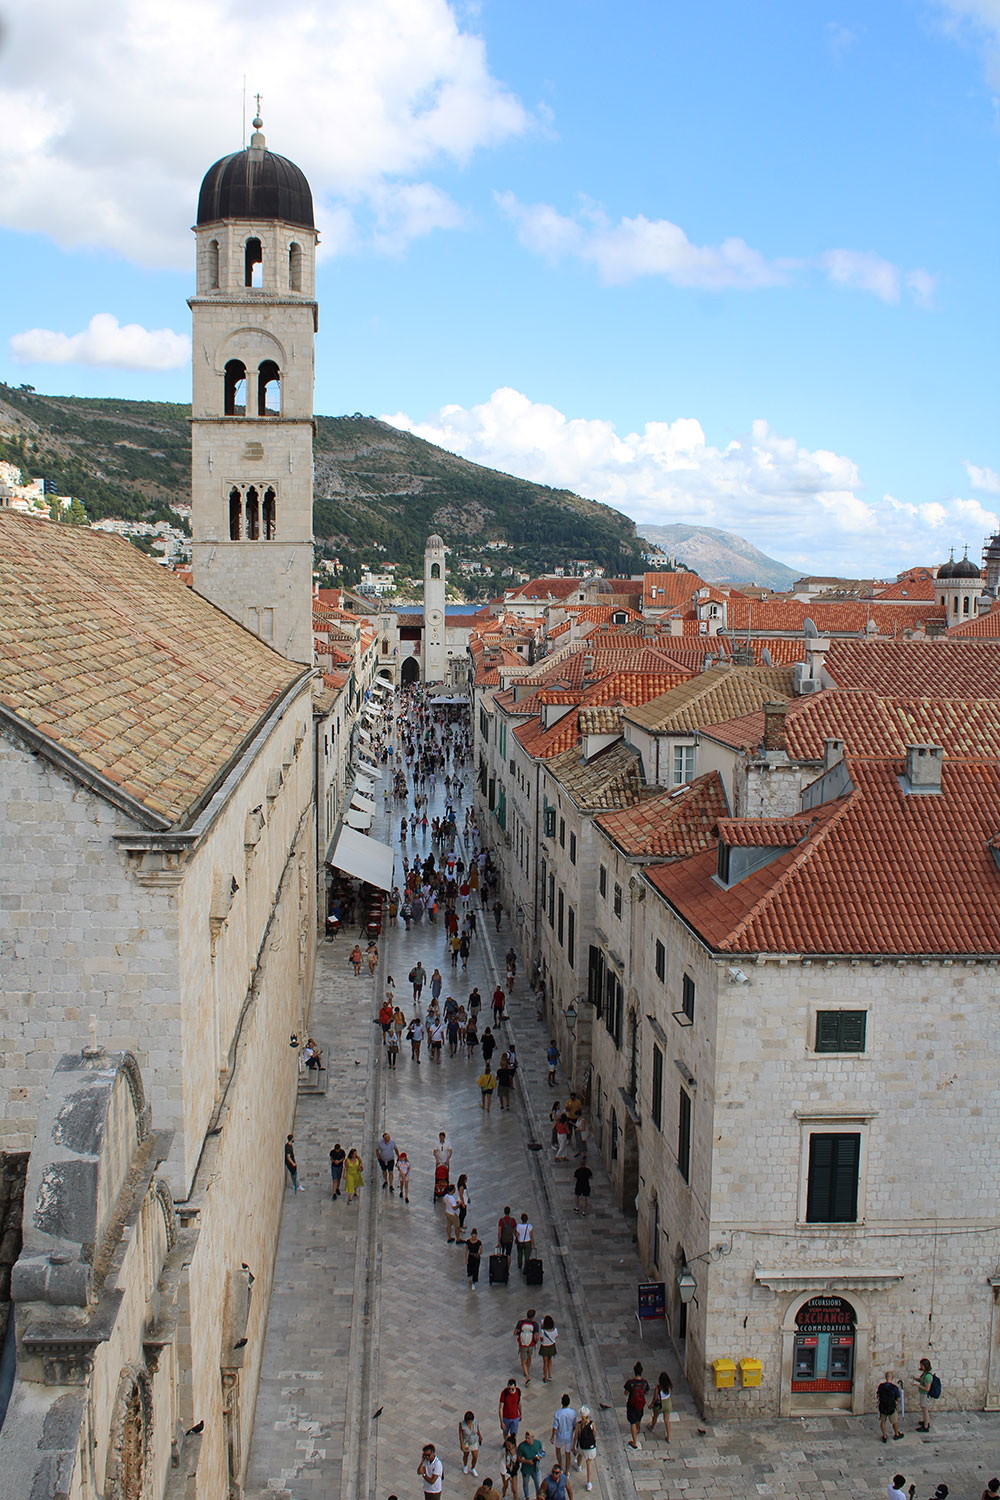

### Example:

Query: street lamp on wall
xmin=676 ymin=1265 xmax=697 ymax=1304
xmin=565 ymin=1001 xmax=578 ymax=1034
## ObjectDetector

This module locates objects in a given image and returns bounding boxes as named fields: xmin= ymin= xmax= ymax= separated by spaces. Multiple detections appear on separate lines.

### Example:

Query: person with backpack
xmin=571 ymin=1407 xmax=597 ymax=1493
xmin=913 ymin=1358 xmax=939 ymax=1431
xmin=515 ymin=1309 xmax=540 ymax=1384
xmin=623 ymin=1361 xmax=649 ymax=1450
xmin=877 ymin=1370 xmax=904 ymax=1442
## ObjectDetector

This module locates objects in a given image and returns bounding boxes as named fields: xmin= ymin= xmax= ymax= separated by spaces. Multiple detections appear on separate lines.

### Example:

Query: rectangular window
xmin=559 ymin=817 xmax=565 ymax=848
xmin=677 ymin=1088 xmax=692 ymax=1182
xmin=499 ymin=722 xmax=507 ymax=758
xmin=569 ymin=832 xmax=577 ymax=864
xmin=588 ymin=945 xmax=605 ymax=1016
xmin=651 ymin=1045 xmax=663 ymax=1130
xmin=672 ymin=744 xmax=695 ymax=786
xmin=815 ymin=1011 xmax=867 ymax=1053
xmin=806 ymin=1133 xmax=860 ymax=1223
xmin=599 ymin=865 xmax=607 ymax=898
xmin=605 ymin=970 xmax=623 ymax=1048
xmin=544 ymin=806 xmax=556 ymax=838
xmin=548 ymin=874 xmax=555 ymax=927
xmin=613 ymin=882 xmax=623 ymax=918
xmin=655 ymin=940 xmax=666 ymax=983
xmin=557 ymin=889 xmax=565 ymax=945
xmin=567 ymin=906 xmax=576 ymax=968
xmin=479 ymin=707 xmax=489 ymax=740
xmin=682 ymin=973 xmax=695 ymax=1023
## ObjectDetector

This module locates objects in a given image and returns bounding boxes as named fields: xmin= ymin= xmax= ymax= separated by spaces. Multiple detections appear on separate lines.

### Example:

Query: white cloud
xmin=382 ymin=386 xmax=989 ymax=573
xmin=0 ymin=0 xmax=527 ymax=267
xmin=9 ymin=314 xmax=190 ymax=371
xmin=825 ymin=22 xmax=858 ymax=59
xmin=932 ymin=3 xmax=1000 ymax=82
xmin=497 ymin=194 xmax=933 ymax=302
xmin=964 ymin=461 xmax=1000 ymax=492
xmin=371 ymin=182 xmax=465 ymax=255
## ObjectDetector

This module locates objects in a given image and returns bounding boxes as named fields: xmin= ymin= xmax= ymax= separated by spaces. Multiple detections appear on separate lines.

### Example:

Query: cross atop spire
xmin=250 ymin=94 xmax=266 ymax=150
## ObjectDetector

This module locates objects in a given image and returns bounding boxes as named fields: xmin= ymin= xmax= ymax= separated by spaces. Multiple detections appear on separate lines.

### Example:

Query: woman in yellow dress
xmin=344 ymin=1149 xmax=364 ymax=1202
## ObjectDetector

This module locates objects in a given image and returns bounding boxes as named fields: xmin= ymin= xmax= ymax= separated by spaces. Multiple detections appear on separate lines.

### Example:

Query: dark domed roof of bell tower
xmin=197 ymin=117 xmax=314 ymax=229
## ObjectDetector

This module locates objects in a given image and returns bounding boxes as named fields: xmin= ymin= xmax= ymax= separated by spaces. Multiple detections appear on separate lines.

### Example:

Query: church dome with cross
xmin=197 ymin=112 xmax=314 ymax=229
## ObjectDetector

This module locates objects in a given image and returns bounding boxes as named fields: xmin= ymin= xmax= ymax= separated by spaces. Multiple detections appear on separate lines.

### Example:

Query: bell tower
xmin=423 ymin=534 xmax=447 ymax=683
xmin=189 ymin=112 xmax=317 ymax=665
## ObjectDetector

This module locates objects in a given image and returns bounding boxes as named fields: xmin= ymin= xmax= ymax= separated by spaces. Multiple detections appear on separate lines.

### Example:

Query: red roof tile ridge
xmin=718 ymin=798 xmax=854 ymax=950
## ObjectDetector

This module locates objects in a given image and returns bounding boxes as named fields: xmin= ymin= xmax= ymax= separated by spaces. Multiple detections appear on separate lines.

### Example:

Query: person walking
xmin=468 ymin=986 xmax=483 ymax=1027
xmin=514 ymin=1214 xmax=534 ymax=1273
xmin=498 ymin=1206 xmax=517 ymax=1262
xmin=571 ymin=1407 xmax=597 ymax=1492
xmin=407 ymin=1014 xmax=424 ymax=1062
xmin=516 ymin=1431 xmax=544 ymax=1500
xmin=396 ymin=1150 xmax=411 ymax=1202
xmin=877 ymin=1370 xmax=904 ymax=1443
xmin=913 ymin=1357 xmax=936 ymax=1431
xmin=551 ymin=1394 xmax=577 ymax=1473
xmin=647 ymin=1370 xmax=672 ymax=1441
xmin=624 ymin=1361 xmax=649 ymax=1450
xmin=492 ymin=984 xmax=506 ymax=1026
xmin=499 ymin=1379 xmax=523 ymax=1441
xmin=482 ymin=1027 xmax=497 ymax=1066
xmin=466 ymin=1227 xmax=484 ymax=1289
xmin=429 ymin=1017 xmax=446 ymax=1062
xmin=494 ymin=899 xmax=504 ymax=931
xmin=539 ymin=1462 xmax=572 ymax=1500
xmin=573 ymin=1162 xmax=592 ymax=1216
xmin=284 ymin=1134 xmax=299 ymax=1192
xmin=410 ymin=961 xmax=426 ymax=1001
xmin=459 ymin=1410 xmax=483 ymax=1475
xmin=443 ymin=1185 xmax=463 ymax=1243
xmin=539 ymin=1315 xmax=558 ymax=1382
xmin=431 ymin=967 xmax=443 ymax=1003
xmin=547 ymin=1041 xmax=559 ymax=1086
xmin=553 ymin=1114 xmax=570 ymax=1160
xmin=497 ymin=1057 xmax=515 ymax=1111
xmin=385 ymin=1027 xmax=399 ymax=1069
xmin=434 ymin=1131 xmax=453 ymax=1174
xmin=366 ymin=940 xmax=379 ymax=975
xmin=456 ymin=1173 xmax=471 ymax=1235
xmin=888 ymin=1475 xmax=908 ymax=1500
xmin=329 ymin=1142 xmax=345 ymax=1199
xmin=515 ymin=1308 xmax=540 ymax=1383
xmin=418 ymin=1442 xmax=444 ymax=1499
xmin=466 ymin=1016 xmax=479 ymax=1059
xmin=500 ymin=1436 xmax=521 ymax=1499
xmin=460 ymin=932 xmax=471 ymax=970
xmin=474 ymin=1477 xmax=503 ymax=1500
xmin=349 ymin=943 xmax=363 ymax=975
xmin=344 ymin=1148 xmax=364 ymax=1202
xmin=376 ymin=1132 xmax=399 ymax=1192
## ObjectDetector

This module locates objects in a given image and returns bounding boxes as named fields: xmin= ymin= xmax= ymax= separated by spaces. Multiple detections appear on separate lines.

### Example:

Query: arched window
xmin=258 ymin=360 xmax=280 ymax=415
xmin=262 ymin=487 xmax=276 ymax=540
xmin=245 ymin=237 xmax=263 ymax=288
xmin=208 ymin=239 xmax=220 ymax=290
xmin=224 ymin=360 xmax=247 ymax=416
xmin=963 ymin=595 xmax=970 ymax=614
xmin=288 ymin=242 xmax=302 ymax=291
xmin=245 ymin=486 xmax=259 ymax=540
xmin=430 ymin=562 xmax=441 ymax=579
xmin=229 ymin=487 xmax=242 ymax=540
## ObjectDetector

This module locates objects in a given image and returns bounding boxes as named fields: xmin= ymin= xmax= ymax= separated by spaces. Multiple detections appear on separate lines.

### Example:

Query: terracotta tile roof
xmin=624 ymin=665 xmax=798 ymax=732
xmin=782 ymin=688 xmax=1000 ymax=762
xmin=725 ymin=597 xmax=944 ymax=635
xmin=561 ymin=603 xmax=642 ymax=626
xmin=716 ymin=817 xmax=806 ymax=847
xmin=507 ymin=577 xmax=581 ymax=601
xmin=595 ymin=772 xmax=729 ymax=857
xmin=698 ymin=710 xmax=767 ymax=751
xmin=514 ymin=711 xmax=582 ymax=759
xmin=0 ymin=513 xmax=303 ymax=824
xmin=646 ymin=757 xmax=1000 ymax=955
xmin=643 ymin=570 xmax=712 ymax=608
xmin=947 ymin=603 xmax=1000 ymax=637
xmin=875 ymin=574 xmax=938 ymax=602
xmin=546 ymin=739 xmax=643 ymax=810
xmin=825 ymin=639 xmax=1000 ymax=696
xmin=578 ymin=706 xmax=624 ymax=734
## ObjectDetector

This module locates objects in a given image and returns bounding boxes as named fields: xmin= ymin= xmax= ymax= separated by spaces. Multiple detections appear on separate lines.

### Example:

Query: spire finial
xmin=250 ymin=92 xmax=265 ymax=149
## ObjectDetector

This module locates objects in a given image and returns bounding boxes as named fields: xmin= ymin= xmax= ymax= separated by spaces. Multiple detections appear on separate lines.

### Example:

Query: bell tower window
xmin=245 ymin=237 xmax=263 ymax=288
xmin=258 ymin=360 xmax=280 ymax=415
xmin=431 ymin=562 xmax=441 ymax=579
xmin=208 ymin=239 xmax=220 ymax=290
xmin=224 ymin=360 xmax=247 ymax=416
xmin=245 ymin=486 xmax=260 ymax=540
xmin=263 ymin=487 xmax=276 ymax=539
xmin=288 ymin=242 xmax=302 ymax=291
xmin=229 ymin=488 xmax=242 ymax=540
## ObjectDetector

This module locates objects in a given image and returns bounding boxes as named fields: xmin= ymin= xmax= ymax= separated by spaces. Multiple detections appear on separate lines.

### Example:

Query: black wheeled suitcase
xmin=525 ymin=1257 xmax=543 ymax=1286
xmin=489 ymin=1253 xmax=510 ymax=1285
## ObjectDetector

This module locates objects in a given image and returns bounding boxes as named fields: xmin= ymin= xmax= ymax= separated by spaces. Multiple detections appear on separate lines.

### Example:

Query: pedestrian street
xmin=245 ymin=702 xmax=1000 ymax=1500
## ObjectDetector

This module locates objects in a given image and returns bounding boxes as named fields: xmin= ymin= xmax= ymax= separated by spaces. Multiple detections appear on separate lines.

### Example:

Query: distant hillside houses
xmin=0 ymin=460 xmax=73 ymax=518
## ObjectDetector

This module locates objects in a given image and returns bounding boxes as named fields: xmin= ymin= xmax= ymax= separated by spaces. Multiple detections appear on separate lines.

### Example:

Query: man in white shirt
xmin=433 ymin=1132 xmax=452 ymax=1170
xmin=551 ymin=1393 xmax=577 ymax=1472
xmin=888 ymin=1476 xmax=908 ymax=1500
xmin=515 ymin=1214 xmax=534 ymax=1272
xmin=443 ymin=1188 xmax=462 ymax=1243
xmin=419 ymin=1442 xmax=444 ymax=1497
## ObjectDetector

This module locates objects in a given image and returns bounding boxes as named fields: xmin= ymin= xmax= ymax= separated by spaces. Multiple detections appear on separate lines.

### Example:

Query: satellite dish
xmin=761 ymin=647 xmax=773 ymax=666
xmin=803 ymin=617 xmax=819 ymax=638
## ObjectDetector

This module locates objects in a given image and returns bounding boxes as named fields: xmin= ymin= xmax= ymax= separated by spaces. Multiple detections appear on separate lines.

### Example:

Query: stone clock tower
xmin=189 ymin=113 xmax=317 ymax=665
xmin=423 ymin=533 xmax=447 ymax=683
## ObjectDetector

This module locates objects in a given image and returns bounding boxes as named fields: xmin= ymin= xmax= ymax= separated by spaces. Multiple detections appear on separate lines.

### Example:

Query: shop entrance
xmin=791 ymin=1295 xmax=856 ymax=1408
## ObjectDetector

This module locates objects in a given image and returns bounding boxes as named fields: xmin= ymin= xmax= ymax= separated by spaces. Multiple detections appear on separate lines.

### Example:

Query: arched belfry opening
xmin=258 ymin=360 xmax=280 ymax=415
xmin=245 ymin=237 xmax=263 ymax=288
xmin=262 ymin=487 xmax=276 ymax=539
xmin=245 ymin=486 xmax=260 ymax=541
xmin=430 ymin=562 xmax=441 ymax=579
xmin=289 ymin=242 xmax=302 ymax=291
xmin=208 ymin=239 xmax=220 ymax=290
xmin=224 ymin=360 xmax=247 ymax=416
xmin=229 ymin=488 xmax=242 ymax=540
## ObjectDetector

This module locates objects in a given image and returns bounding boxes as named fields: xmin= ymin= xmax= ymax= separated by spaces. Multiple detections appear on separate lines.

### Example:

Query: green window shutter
xmin=806 ymin=1133 xmax=860 ymax=1222
xmin=841 ymin=1012 xmax=867 ymax=1052
xmin=815 ymin=1011 xmax=842 ymax=1052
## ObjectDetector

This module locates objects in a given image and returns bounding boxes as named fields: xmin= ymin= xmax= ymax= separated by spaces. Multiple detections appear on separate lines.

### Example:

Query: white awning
xmin=358 ymin=726 xmax=372 ymax=742
xmin=345 ymin=808 xmax=373 ymax=830
xmin=359 ymin=757 xmax=381 ymax=779
xmin=355 ymin=773 xmax=375 ymax=794
xmin=372 ymin=678 xmax=392 ymax=693
xmin=351 ymin=791 xmax=377 ymax=814
xmin=364 ymin=700 xmax=384 ymax=716
xmin=328 ymin=825 xmax=394 ymax=889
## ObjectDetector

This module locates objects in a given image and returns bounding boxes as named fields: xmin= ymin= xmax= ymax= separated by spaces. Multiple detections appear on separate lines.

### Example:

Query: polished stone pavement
xmin=245 ymin=729 xmax=1000 ymax=1500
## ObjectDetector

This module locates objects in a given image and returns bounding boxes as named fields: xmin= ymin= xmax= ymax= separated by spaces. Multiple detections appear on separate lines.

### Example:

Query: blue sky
xmin=1 ymin=0 xmax=998 ymax=575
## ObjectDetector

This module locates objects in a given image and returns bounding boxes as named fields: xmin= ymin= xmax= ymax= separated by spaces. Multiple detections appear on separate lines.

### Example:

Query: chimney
xmin=582 ymin=653 xmax=595 ymax=677
xmin=823 ymin=737 xmax=844 ymax=769
xmin=763 ymin=701 xmax=788 ymax=753
xmin=904 ymin=743 xmax=944 ymax=792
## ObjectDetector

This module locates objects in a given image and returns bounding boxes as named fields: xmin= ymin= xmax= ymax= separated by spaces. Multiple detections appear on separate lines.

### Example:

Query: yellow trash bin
xmin=739 ymin=1357 xmax=763 ymax=1388
xmin=712 ymin=1357 xmax=737 ymax=1389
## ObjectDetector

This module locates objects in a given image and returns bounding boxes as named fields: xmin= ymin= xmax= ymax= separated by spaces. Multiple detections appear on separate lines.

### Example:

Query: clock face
xmin=427 ymin=608 xmax=443 ymax=626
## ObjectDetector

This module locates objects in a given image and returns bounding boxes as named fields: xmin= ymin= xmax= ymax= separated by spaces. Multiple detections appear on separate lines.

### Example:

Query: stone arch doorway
xmin=401 ymin=654 xmax=420 ymax=686
xmin=780 ymin=1290 xmax=871 ymax=1415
